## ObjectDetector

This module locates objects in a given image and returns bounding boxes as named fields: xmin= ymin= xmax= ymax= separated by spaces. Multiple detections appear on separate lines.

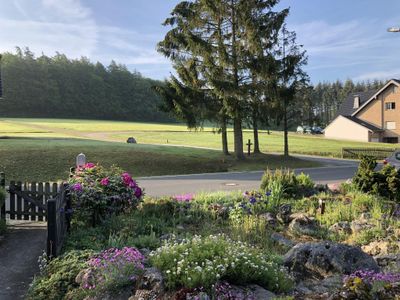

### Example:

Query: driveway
xmin=139 ymin=155 xmax=359 ymax=197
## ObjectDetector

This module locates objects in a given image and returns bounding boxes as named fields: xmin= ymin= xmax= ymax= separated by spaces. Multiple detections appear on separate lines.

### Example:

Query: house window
xmin=385 ymin=102 xmax=396 ymax=110
xmin=394 ymin=86 xmax=398 ymax=93
xmin=386 ymin=121 xmax=396 ymax=130
xmin=383 ymin=137 xmax=398 ymax=144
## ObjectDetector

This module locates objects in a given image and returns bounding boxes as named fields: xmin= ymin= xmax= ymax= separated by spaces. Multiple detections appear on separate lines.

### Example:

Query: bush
xmin=260 ymin=169 xmax=314 ymax=198
xmin=68 ymin=163 xmax=143 ymax=226
xmin=150 ymin=234 xmax=292 ymax=293
xmin=353 ymin=156 xmax=400 ymax=201
xmin=79 ymin=247 xmax=145 ymax=293
xmin=27 ymin=250 xmax=94 ymax=300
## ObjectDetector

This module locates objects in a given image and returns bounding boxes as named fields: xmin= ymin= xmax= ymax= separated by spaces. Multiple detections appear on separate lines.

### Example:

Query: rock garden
xmin=27 ymin=157 xmax=400 ymax=299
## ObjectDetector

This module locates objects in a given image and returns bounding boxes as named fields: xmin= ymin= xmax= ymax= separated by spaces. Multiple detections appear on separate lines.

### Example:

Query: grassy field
xmin=0 ymin=138 xmax=318 ymax=182
xmin=0 ymin=118 xmax=397 ymax=157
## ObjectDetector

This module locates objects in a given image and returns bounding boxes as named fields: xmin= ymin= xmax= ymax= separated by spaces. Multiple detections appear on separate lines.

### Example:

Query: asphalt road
xmin=139 ymin=156 xmax=359 ymax=197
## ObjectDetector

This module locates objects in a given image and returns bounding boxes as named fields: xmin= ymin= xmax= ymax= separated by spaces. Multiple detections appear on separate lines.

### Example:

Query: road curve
xmin=139 ymin=156 xmax=359 ymax=197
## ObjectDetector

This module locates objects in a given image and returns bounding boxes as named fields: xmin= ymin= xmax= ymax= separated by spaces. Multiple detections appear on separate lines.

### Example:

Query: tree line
xmin=294 ymin=79 xmax=385 ymax=127
xmin=0 ymin=47 xmax=172 ymax=122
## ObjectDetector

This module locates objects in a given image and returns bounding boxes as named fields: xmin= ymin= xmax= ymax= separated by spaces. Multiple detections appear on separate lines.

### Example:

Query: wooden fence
xmin=47 ymin=183 xmax=72 ymax=257
xmin=342 ymin=147 xmax=396 ymax=160
xmin=6 ymin=181 xmax=60 ymax=221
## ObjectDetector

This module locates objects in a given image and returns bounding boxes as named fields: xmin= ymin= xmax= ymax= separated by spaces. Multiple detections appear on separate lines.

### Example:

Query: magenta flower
xmin=72 ymin=183 xmax=83 ymax=192
xmin=174 ymin=193 xmax=194 ymax=202
xmin=129 ymin=180 xmax=138 ymax=188
xmin=84 ymin=162 xmax=96 ymax=169
xmin=121 ymin=172 xmax=133 ymax=186
xmin=100 ymin=177 xmax=109 ymax=186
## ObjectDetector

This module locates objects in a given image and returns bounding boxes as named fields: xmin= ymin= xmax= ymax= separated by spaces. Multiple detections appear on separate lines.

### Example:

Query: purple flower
xmin=265 ymin=190 xmax=272 ymax=196
xmin=249 ymin=197 xmax=257 ymax=205
xmin=72 ymin=183 xmax=83 ymax=192
xmin=134 ymin=187 xmax=143 ymax=198
xmin=100 ymin=177 xmax=109 ymax=186
xmin=121 ymin=172 xmax=133 ymax=186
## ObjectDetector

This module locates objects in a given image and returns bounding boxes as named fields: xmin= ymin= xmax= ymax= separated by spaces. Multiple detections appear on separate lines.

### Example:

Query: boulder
xmin=284 ymin=242 xmax=380 ymax=282
xmin=230 ymin=284 xmax=276 ymax=300
xmin=327 ymin=183 xmax=341 ymax=193
xmin=288 ymin=213 xmax=320 ymax=236
xmin=259 ymin=212 xmax=277 ymax=227
xmin=129 ymin=290 xmax=157 ymax=300
xmin=350 ymin=219 xmax=375 ymax=233
xmin=137 ymin=267 xmax=164 ymax=296
xmin=362 ymin=240 xmax=400 ymax=256
xmin=270 ymin=232 xmax=295 ymax=249
xmin=374 ymin=254 xmax=400 ymax=270
xmin=329 ymin=221 xmax=352 ymax=235
xmin=277 ymin=204 xmax=292 ymax=224
xmin=127 ymin=137 xmax=137 ymax=144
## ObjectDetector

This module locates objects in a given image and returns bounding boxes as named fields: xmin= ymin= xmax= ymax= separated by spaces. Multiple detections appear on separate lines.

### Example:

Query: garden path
xmin=0 ymin=221 xmax=46 ymax=300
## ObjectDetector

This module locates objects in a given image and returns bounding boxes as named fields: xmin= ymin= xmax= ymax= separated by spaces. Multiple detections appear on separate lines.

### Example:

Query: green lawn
xmin=0 ymin=118 xmax=396 ymax=158
xmin=0 ymin=138 xmax=319 ymax=182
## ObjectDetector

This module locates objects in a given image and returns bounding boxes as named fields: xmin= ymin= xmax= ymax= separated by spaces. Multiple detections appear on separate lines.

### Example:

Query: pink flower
xmin=100 ymin=177 xmax=109 ymax=186
xmin=84 ymin=163 xmax=96 ymax=169
xmin=121 ymin=172 xmax=133 ymax=186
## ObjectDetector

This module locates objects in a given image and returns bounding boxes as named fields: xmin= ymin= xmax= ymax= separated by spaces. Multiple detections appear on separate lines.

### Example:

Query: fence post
xmin=47 ymin=198 xmax=57 ymax=257
xmin=0 ymin=172 xmax=5 ymax=221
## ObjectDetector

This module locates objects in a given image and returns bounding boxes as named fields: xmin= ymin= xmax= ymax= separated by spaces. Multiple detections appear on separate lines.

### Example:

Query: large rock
xmin=137 ymin=267 xmax=164 ymax=295
xmin=329 ymin=221 xmax=352 ymax=235
xmin=284 ymin=242 xmax=380 ymax=281
xmin=259 ymin=212 xmax=277 ymax=227
xmin=277 ymin=204 xmax=292 ymax=224
xmin=270 ymin=232 xmax=295 ymax=249
xmin=362 ymin=240 xmax=400 ymax=256
xmin=288 ymin=213 xmax=320 ymax=237
xmin=229 ymin=284 xmax=276 ymax=300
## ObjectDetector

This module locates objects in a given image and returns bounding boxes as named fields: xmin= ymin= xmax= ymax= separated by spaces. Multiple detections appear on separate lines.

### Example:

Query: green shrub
xmin=150 ymin=234 xmax=292 ymax=293
xmin=353 ymin=156 xmax=400 ymax=201
xmin=260 ymin=169 xmax=314 ymax=198
xmin=352 ymin=227 xmax=386 ymax=246
xmin=27 ymin=250 xmax=94 ymax=300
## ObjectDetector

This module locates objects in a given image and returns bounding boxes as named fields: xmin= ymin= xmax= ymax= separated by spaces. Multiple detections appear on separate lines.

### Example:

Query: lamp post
xmin=387 ymin=27 xmax=400 ymax=33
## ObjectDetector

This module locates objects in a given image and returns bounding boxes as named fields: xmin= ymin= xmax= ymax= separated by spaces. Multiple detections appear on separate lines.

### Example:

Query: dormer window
xmin=353 ymin=96 xmax=360 ymax=109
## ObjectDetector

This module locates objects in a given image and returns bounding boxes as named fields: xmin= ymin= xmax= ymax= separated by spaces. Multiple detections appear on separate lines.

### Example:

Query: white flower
xmin=166 ymin=270 xmax=171 ymax=274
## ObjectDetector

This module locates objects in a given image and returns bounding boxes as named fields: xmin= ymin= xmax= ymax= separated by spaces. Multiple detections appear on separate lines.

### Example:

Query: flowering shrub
xmin=68 ymin=163 xmax=143 ymax=225
xmin=335 ymin=270 xmax=400 ymax=299
xmin=174 ymin=193 xmax=195 ymax=202
xmin=184 ymin=281 xmax=255 ymax=299
xmin=80 ymin=247 xmax=145 ymax=292
xmin=149 ymin=234 xmax=291 ymax=293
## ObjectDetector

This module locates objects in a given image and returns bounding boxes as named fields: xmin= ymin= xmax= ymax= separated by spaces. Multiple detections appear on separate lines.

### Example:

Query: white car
xmin=383 ymin=149 xmax=400 ymax=169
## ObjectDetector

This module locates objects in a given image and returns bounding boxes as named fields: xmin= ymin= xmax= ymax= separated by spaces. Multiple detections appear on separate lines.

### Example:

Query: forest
xmin=0 ymin=48 xmax=172 ymax=122
xmin=0 ymin=48 xmax=386 ymax=129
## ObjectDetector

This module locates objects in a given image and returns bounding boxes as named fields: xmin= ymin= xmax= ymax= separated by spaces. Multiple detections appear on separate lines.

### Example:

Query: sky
xmin=1 ymin=0 xmax=400 ymax=84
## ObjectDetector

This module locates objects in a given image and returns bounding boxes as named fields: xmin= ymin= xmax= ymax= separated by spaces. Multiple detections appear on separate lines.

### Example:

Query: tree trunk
xmin=234 ymin=117 xmax=245 ymax=160
xmin=221 ymin=117 xmax=229 ymax=155
xmin=253 ymin=111 xmax=260 ymax=154
xmin=283 ymin=99 xmax=289 ymax=157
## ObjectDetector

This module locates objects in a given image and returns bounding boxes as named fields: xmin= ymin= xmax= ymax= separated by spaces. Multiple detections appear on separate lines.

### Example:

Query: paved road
xmin=139 ymin=156 xmax=359 ymax=197
xmin=0 ymin=222 xmax=47 ymax=300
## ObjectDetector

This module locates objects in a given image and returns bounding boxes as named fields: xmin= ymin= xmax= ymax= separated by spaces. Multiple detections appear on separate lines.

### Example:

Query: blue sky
xmin=1 ymin=0 xmax=400 ymax=83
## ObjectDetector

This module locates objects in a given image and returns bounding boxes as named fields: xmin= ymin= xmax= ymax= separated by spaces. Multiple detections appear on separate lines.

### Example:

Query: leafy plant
xmin=260 ymin=169 xmax=315 ymax=198
xmin=150 ymin=234 xmax=292 ymax=293
xmin=27 ymin=250 xmax=94 ymax=300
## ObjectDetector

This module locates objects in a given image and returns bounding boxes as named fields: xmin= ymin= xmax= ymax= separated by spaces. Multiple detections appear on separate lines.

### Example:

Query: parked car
xmin=383 ymin=149 xmax=400 ymax=169
xmin=297 ymin=125 xmax=322 ymax=134
xmin=311 ymin=126 xmax=324 ymax=134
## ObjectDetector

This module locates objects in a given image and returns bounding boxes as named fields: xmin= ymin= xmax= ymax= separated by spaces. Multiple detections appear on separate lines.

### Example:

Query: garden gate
xmin=0 ymin=173 xmax=71 ymax=257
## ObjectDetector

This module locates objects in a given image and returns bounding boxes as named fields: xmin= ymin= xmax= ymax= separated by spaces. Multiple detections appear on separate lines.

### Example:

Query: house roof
xmin=336 ymin=90 xmax=376 ymax=117
xmin=343 ymin=115 xmax=383 ymax=132
xmin=352 ymin=79 xmax=400 ymax=116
